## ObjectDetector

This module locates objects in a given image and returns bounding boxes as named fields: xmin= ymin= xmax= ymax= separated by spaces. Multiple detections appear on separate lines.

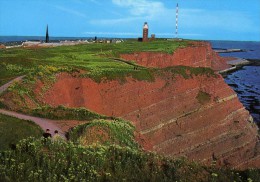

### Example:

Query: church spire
xmin=45 ymin=25 xmax=49 ymax=43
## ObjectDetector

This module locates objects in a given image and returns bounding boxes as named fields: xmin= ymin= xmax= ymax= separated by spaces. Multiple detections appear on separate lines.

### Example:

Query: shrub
xmin=68 ymin=119 xmax=139 ymax=149
xmin=31 ymin=105 xmax=108 ymax=120
xmin=0 ymin=137 xmax=258 ymax=182
xmin=196 ymin=91 xmax=211 ymax=104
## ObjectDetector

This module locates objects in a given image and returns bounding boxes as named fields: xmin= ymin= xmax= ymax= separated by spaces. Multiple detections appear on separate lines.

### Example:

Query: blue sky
xmin=0 ymin=0 xmax=259 ymax=41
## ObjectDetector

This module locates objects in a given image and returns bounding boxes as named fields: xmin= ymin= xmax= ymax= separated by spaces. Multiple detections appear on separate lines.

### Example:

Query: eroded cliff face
xmin=36 ymin=72 xmax=260 ymax=169
xmin=4 ymin=41 xmax=257 ymax=169
xmin=120 ymin=41 xmax=231 ymax=71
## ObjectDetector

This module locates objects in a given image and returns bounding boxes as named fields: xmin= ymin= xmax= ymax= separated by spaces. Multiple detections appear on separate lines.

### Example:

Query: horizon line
xmin=0 ymin=35 xmax=259 ymax=42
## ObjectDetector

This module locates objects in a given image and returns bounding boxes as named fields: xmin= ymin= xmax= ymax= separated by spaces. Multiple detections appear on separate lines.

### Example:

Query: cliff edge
xmin=1 ymin=41 xmax=259 ymax=169
xmin=35 ymin=71 xmax=259 ymax=169
xmin=121 ymin=41 xmax=231 ymax=71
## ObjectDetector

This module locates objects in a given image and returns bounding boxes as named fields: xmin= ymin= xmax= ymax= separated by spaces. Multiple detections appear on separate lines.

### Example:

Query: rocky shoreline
xmin=219 ymin=58 xmax=260 ymax=75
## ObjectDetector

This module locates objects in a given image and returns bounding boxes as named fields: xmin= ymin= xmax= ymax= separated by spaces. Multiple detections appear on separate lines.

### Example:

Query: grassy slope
xmin=0 ymin=41 xmax=259 ymax=180
xmin=0 ymin=63 xmax=25 ymax=85
xmin=0 ymin=40 xmax=215 ymax=121
xmin=0 ymin=65 xmax=216 ymax=121
xmin=0 ymin=137 xmax=259 ymax=182
xmin=0 ymin=114 xmax=43 ymax=150
xmin=0 ymin=40 xmax=188 ymax=83
xmin=68 ymin=119 xmax=139 ymax=149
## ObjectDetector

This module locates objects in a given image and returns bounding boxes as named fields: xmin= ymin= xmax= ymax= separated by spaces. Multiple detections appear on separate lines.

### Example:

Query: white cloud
xmin=88 ymin=1 xmax=256 ymax=39
xmin=90 ymin=0 xmax=168 ymax=25
xmin=112 ymin=0 xmax=165 ymax=17
xmin=54 ymin=5 xmax=87 ymax=18
xmin=110 ymin=1 xmax=255 ymax=33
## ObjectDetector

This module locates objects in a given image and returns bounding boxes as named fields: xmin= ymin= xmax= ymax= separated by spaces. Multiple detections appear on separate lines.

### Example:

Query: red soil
xmin=120 ymin=41 xmax=231 ymax=71
xmin=2 ymin=41 xmax=258 ymax=169
xmin=35 ymin=72 xmax=260 ymax=169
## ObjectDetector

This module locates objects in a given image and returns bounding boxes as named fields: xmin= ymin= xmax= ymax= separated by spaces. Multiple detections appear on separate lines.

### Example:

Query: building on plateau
xmin=143 ymin=22 xmax=149 ymax=42
xmin=151 ymin=34 xmax=155 ymax=40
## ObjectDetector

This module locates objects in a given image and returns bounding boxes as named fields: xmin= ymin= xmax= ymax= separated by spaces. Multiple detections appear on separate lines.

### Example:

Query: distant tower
xmin=45 ymin=25 xmax=49 ymax=43
xmin=143 ymin=22 xmax=149 ymax=42
xmin=175 ymin=3 xmax=179 ymax=38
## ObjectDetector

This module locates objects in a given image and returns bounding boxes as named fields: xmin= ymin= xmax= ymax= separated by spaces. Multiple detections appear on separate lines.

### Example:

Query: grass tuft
xmin=68 ymin=118 xmax=139 ymax=149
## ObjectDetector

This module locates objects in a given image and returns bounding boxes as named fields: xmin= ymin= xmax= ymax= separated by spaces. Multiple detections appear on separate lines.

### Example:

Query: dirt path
xmin=0 ymin=109 xmax=66 ymax=138
xmin=110 ymin=58 xmax=144 ymax=68
xmin=0 ymin=75 xmax=25 ymax=94
xmin=0 ymin=76 xmax=86 ymax=138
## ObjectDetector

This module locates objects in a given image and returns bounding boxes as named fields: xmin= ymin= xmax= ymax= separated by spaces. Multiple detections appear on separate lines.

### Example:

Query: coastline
xmin=220 ymin=57 xmax=260 ymax=127
xmin=219 ymin=58 xmax=260 ymax=76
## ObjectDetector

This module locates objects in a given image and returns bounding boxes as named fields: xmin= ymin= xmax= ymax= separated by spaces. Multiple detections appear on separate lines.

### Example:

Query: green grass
xmin=68 ymin=119 xmax=139 ymax=149
xmin=0 ymin=114 xmax=43 ymax=150
xmin=1 ymin=40 xmax=259 ymax=181
xmin=0 ymin=102 xmax=110 ymax=121
xmin=30 ymin=105 xmax=109 ymax=121
xmin=158 ymin=66 xmax=217 ymax=79
xmin=0 ymin=63 xmax=26 ymax=85
xmin=0 ymin=137 xmax=259 ymax=182
xmin=0 ymin=39 xmax=189 ymax=83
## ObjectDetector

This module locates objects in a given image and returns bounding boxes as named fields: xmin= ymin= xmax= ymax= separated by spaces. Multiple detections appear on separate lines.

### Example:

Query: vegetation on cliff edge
xmin=0 ymin=40 xmax=188 ymax=84
xmin=1 ymin=137 xmax=260 ymax=182
xmin=68 ymin=119 xmax=139 ymax=149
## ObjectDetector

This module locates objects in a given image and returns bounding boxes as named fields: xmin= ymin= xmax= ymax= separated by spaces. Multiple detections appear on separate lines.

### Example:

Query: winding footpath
xmin=0 ymin=76 xmax=25 ymax=94
xmin=0 ymin=109 xmax=66 ymax=137
xmin=0 ymin=76 xmax=66 ymax=138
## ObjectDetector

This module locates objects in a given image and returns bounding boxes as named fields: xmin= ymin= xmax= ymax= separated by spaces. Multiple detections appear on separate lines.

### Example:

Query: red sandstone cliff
xmin=2 ymin=41 xmax=259 ymax=169
xmin=35 ymin=72 xmax=259 ymax=169
xmin=120 ymin=41 xmax=231 ymax=71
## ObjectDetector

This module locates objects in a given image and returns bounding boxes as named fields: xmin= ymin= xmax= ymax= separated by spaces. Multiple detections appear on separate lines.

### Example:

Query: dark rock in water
xmin=241 ymin=95 xmax=256 ymax=99
xmin=225 ymin=65 xmax=260 ymax=125
xmin=244 ymin=84 xmax=253 ymax=88
xmin=246 ymin=90 xmax=259 ymax=95
xmin=228 ymin=83 xmax=238 ymax=88
xmin=235 ymin=90 xmax=244 ymax=94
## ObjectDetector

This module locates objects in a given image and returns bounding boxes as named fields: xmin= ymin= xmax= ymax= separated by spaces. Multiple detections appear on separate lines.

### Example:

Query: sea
xmin=0 ymin=37 xmax=259 ymax=126
xmin=210 ymin=40 xmax=260 ymax=127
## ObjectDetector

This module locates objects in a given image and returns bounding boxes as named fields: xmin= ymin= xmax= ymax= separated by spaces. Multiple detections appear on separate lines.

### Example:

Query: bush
xmin=0 ymin=137 xmax=258 ymax=182
xmin=31 ymin=105 xmax=108 ymax=120
xmin=68 ymin=119 xmax=139 ymax=149
xmin=196 ymin=91 xmax=211 ymax=104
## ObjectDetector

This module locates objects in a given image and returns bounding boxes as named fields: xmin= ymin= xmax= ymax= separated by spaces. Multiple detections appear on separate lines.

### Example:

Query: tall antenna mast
xmin=175 ymin=3 xmax=178 ymax=38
